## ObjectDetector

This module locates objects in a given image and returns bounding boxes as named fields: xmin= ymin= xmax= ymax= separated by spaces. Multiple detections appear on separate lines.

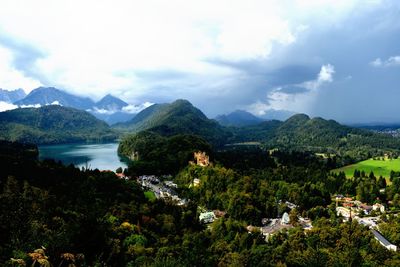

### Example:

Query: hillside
xmin=0 ymin=105 xmax=117 ymax=144
xmin=268 ymin=114 xmax=398 ymax=150
xmin=234 ymin=114 xmax=400 ymax=161
xmin=215 ymin=110 xmax=263 ymax=127
xmin=118 ymin=131 xmax=212 ymax=174
xmin=115 ymin=99 xmax=231 ymax=146
xmin=14 ymin=87 xmax=94 ymax=109
xmin=115 ymin=100 xmax=400 ymax=157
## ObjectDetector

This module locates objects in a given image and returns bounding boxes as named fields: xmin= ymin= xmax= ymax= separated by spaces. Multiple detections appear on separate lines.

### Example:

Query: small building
xmin=285 ymin=201 xmax=298 ymax=210
xmin=336 ymin=207 xmax=355 ymax=219
xmin=246 ymin=225 xmax=258 ymax=233
xmin=360 ymin=204 xmax=373 ymax=215
xmin=199 ymin=211 xmax=216 ymax=224
xmin=371 ymin=229 xmax=397 ymax=251
xmin=213 ymin=210 xmax=226 ymax=218
xmin=281 ymin=212 xmax=290 ymax=225
xmin=373 ymin=203 xmax=385 ymax=213
xmin=193 ymin=178 xmax=200 ymax=187
xmin=164 ymin=181 xmax=178 ymax=188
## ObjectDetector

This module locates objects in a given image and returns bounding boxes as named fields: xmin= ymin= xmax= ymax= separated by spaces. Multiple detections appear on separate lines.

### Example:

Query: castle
xmin=193 ymin=151 xmax=210 ymax=167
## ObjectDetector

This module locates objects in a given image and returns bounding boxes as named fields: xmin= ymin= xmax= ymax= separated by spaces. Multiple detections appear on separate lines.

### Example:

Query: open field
xmin=333 ymin=158 xmax=400 ymax=179
xmin=144 ymin=191 xmax=156 ymax=201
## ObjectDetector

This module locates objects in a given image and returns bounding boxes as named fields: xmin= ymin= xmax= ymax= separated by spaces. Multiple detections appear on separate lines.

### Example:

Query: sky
xmin=0 ymin=0 xmax=399 ymax=123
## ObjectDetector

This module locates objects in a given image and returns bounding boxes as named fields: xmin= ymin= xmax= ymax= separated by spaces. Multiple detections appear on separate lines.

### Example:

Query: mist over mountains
xmin=0 ymin=87 xmax=150 ymax=125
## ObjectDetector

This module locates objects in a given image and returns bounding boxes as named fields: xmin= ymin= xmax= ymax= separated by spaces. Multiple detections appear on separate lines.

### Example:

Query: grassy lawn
xmin=332 ymin=158 xmax=400 ymax=181
xmin=144 ymin=191 xmax=156 ymax=201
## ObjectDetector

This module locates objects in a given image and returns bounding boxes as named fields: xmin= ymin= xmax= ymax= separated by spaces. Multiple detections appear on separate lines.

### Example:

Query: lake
xmin=39 ymin=143 xmax=129 ymax=171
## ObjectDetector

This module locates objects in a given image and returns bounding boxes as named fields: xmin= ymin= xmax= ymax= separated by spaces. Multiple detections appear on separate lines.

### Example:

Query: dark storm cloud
xmin=275 ymin=86 xmax=309 ymax=95
xmin=1 ymin=0 xmax=400 ymax=123
xmin=210 ymin=1 xmax=400 ymax=123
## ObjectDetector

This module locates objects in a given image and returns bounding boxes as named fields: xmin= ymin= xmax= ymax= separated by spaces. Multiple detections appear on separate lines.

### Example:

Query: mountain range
xmin=1 ymin=92 xmax=399 ymax=160
xmin=1 ymin=87 xmax=138 ymax=124
xmin=0 ymin=88 xmax=26 ymax=103
xmin=14 ymin=87 xmax=95 ymax=109
xmin=116 ymin=100 xmax=400 ymax=159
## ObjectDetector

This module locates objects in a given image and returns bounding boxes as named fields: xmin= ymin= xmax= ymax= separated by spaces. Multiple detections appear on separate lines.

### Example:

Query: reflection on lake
xmin=39 ymin=143 xmax=129 ymax=171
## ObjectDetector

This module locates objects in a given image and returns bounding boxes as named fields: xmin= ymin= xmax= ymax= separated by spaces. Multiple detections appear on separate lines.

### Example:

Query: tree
xmin=289 ymin=209 xmax=299 ymax=226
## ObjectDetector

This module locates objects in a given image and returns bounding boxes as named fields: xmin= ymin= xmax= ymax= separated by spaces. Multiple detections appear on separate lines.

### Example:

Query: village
xmin=115 ymin=151 xmax=398 ymax=251
xmin=335 ymin=194 xmax=397 ymax=251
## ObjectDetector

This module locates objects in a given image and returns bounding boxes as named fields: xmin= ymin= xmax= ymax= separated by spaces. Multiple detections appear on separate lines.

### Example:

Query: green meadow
xmin=144 ymin=191 xmax=156 ymax=201
xmin=333 ymin=158 xmax=400 ymax=179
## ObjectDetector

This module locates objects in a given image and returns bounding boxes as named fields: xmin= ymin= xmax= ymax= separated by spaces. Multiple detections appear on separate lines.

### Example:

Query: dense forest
xmin=115 ymin=100 xmax=400 ymax=166
xmin=2 ymin=100 xmax=400 ymax=266
xmin=3 ymin=138 xmax=400 ymax=266
xmin=0 ymin=106 xmax=117 ymax=144
xmin=118 ymin=131 xmax=212 ymax=175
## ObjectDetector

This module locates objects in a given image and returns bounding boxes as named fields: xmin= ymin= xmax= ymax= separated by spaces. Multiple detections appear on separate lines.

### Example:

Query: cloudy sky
xmin=0 ymin=0 xmax=399 ymax=123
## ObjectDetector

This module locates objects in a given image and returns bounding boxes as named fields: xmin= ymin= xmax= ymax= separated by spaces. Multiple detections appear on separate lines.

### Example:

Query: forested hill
xmin=0 ymin=105 xmax=117 ymax=144
xmin=114 ymin=99 xmax=231 ymax=146
xmin=231 ymin=113 xmax=400 ymax=160
xmin=115 ymin=99 xmax=400 ymax=157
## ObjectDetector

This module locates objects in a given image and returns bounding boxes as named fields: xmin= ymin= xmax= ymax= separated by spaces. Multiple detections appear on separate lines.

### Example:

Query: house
xmin=164 ymin=181 xmax=178 ymax=188
xmin=336 ymin=207 xmax=355 ymax=218
xmin=246 ymin=225 xmax=258 ymax=233
xmin=199 ymin=211 xmax=216 ymax=224
xmin=193 ymin=178 xmax=200 ymax=187
xmin=373 ymin=203 xmax=385 ymax=213
xmin=213 ymin=210 xmax=226 ymax=218
xmin=281 ymin=212 xmax=290 ymax=225
xmin=115 ymin=172 xmax=126 ymax=179
xmin=359 ymin=204 xmax=373 ymax=215
xmin=281 ymin=201 xmax=298 ymax=210
xmin=371 ymin=229 xmax=397 ymax=251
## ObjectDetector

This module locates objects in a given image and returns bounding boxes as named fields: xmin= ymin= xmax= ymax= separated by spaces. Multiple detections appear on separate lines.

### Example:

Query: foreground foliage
xmin=2 ymin=140 xmax=400 ymax=266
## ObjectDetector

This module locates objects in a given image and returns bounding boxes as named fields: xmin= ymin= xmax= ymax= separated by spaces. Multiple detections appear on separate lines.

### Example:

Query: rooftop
xmin=371 ymin=229 xmax=392 ymax=247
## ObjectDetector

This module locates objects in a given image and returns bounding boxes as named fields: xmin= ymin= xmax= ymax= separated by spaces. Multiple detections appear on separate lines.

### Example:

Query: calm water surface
xmin=39 ymin=143 xmax=129 ymax=171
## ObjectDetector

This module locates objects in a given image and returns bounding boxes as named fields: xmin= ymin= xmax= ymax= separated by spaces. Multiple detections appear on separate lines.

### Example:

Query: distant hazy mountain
xmin=115 ymin=99 xmax=230 ymax=146
xmin=94 ymin=94 xmax=128 ymax=111
xmin=0 ymin=105 xmax=117 ymax=144
xmin=90 ymin=94 xmax=133 ymax=124
xmin=0 ymin=88 xmax=26 ymax=103
xmin=91 ymin=111 xmax=135 ymax=125
xmin=14 ymin=87 xmax=94 ymax=109
xmin=259 ymin=109 xmax=296 ymax=121
xmin=215 ymin=110 xmax=263 ymax=127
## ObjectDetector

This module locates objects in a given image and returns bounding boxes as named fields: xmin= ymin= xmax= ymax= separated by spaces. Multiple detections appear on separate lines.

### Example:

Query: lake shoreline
xmin=39 ymin=142 xmax=130 ymax=171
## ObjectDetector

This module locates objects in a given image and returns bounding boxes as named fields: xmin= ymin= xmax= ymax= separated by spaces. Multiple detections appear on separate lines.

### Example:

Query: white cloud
xmin=20 ymin=104 xmax=41 ymax=108
xmin=370 ymin=56 xmax=400 ymax=67
xmin=50 ymin=101 xmax=61 ymax=105
xmin=122 ymin=102 xmax=154 ymax=114
xmin=247 ymin=64 xmax=335 ymax=114
xmin=0 ymin=101 xmax=18 ymax=112
xmin=0 ymin=0 xmax=367 ymax=101
xmin=302 ymin=64 xmax=335 ymax=90
xmin=0 ymin=46 xmax=42 ymax=92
